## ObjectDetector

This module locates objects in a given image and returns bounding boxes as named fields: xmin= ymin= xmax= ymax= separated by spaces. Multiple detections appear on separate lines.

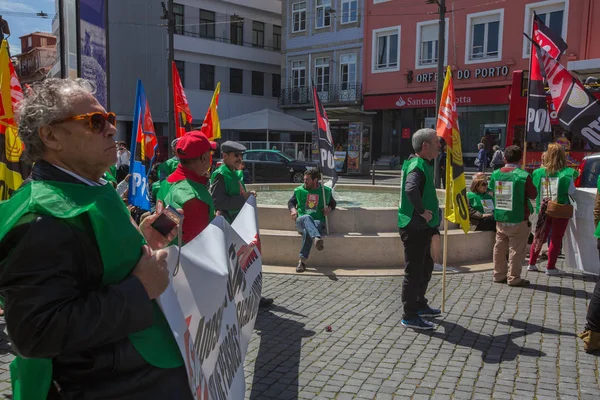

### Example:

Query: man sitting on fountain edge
xmin=288 ymin=169 xmax=336 ymax=273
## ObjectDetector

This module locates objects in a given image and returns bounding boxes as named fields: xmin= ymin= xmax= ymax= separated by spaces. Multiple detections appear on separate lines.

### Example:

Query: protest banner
xmin=159 ymin=196 xmax=262 ymax=399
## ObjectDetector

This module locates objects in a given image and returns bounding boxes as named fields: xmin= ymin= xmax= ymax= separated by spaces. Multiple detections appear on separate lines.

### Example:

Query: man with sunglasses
xmin=210 ymin=141 xmax=273 ymax=307
xmin=0 ymin=79 xmax=192 ymax=399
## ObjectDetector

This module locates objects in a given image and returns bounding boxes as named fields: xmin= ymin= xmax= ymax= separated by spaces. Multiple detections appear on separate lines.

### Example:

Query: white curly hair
xmin=15 ymin=78 xmax=96 ymax=163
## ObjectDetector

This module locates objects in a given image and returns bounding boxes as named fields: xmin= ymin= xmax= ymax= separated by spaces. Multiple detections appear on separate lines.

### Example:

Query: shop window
xmin=199 ymin=9 xmax=215 ymax=39
xmin=292 ymin=2 xmax=307 ymax=33
xmin=372 ymin=26 xmax=400 ymax=73
xmin=341 ymin=0 xmax=358 ymax=24
xmin=465 ymin=9 xmax=503 ymax=64
xmin=316 ymin=0 xmax=331 ymax=29
xmin=523 ymin=0 xmax=567 ymax=58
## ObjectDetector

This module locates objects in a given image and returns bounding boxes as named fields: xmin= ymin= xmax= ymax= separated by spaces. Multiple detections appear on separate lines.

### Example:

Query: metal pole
xmin=372 ymin=162 xmax=375 ymax=185
xmin=167 ymin=0 xmax=175 ymax=158
xmin=434 ymin=0 xmax=446 ymax=188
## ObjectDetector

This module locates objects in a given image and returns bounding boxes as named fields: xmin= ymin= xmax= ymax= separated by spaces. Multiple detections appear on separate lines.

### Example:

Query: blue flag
xmin=127 ymin=80 xmax=157 ymax=210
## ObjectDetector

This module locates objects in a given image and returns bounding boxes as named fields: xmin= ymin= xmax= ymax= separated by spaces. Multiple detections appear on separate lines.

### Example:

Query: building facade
xmin=363 ymin=0 xmax=590 ymax=162
xmin=281 ymin=0 xmax=372 ymax=173
xmin=15 ymin=32 xmax=57 ymax=84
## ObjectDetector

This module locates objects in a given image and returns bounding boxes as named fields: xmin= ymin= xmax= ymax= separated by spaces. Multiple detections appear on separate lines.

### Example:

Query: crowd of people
xmin=1 ymin=78 xmax=600 ymax=398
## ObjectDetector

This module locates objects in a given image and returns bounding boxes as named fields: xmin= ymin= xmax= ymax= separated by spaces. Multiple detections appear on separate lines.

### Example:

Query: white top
xmin=52 ymin=164 xmax=106 ymax=187
xmin=117 ymin=150 xmax=131 ymax=167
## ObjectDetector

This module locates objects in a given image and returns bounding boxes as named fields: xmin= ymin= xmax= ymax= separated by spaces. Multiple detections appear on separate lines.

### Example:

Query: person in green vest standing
xmin=398 ymin=128 xmax=442 ymax=331
xmin=158 ymin=138 xmax=180 ymax=181
xmin=158 ymin=130 xmax=215 ymax=244
xmin=467 ymin=173 xmax=496 ymax=231
xmin=210 ymin=141 xmax=255 ymax=224
xmin=288 ymin=169 xmax=336 ymax=272
xmin=210 ymin=140 xmax=273 ymax=307
xmin=527 ymin=143 xmax=576 ymax=275
xmin=0 ymin=78 xmax=191 ymax=399
xmin=578 ymin=174 xmax=600 ymax=353
xmin=489 ymin=145 xmax=537 ymax=287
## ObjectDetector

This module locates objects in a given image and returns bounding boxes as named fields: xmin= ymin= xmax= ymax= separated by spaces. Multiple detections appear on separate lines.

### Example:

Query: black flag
xmin=312 ymin=85 xmax=338 ymax=186
xmin=538 ymin=46 xmax=600 ymax=150
xmin=526 ymin=13 xmax=568 ymax=142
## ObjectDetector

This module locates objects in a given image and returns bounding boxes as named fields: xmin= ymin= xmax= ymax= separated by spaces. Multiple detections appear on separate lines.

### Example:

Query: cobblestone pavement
xmin=0 ymin=261 xmax=598 ymax=399
xmin=244 ymin=262 xmax=600 ymax=400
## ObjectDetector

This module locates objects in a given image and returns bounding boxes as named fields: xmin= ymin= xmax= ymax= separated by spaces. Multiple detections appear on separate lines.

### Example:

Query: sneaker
xmin=296 ymin=259 xmax=306 ymax=273
xmin=313 ymin=237 xmax=324 ymax=251
xmin=527 ymin=265 xmax=539 ymax=272
xmin=417 ymin=307 xmax=442 ymax=317
xmin=433 ymin=263 xmax=443 ymax=272
xmin=545 ymin=268 xmax=563 ymax=276
xmin=259 ymin=297 xmax=274 ymax=308
xmin=401 ymin=317 xmax=435 ymax=330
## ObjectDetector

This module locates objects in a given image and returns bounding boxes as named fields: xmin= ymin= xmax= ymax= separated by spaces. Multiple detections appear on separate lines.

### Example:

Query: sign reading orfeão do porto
xmin=416 ymin=66 xmax=510 ymax=83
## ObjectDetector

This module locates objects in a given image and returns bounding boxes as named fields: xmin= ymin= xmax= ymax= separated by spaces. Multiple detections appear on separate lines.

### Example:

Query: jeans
xmin=399 ymin=227 xmax=435 ymax=320
xmin=296 ymin=215 xmax=324 ymax=259
xmin=585 ymin=249 xmax=600 ymax=331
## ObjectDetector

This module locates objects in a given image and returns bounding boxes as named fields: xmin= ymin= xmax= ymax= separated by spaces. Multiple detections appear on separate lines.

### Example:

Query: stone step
xmin=257 ymin=205 xmax=459 ymax=232
xmin=260 ymin=229 xmax=495 ymax=269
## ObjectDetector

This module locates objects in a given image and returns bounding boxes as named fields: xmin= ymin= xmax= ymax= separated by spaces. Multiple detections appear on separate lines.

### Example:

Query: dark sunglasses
xmin=53 ymin=112 xmax=117 ymax=134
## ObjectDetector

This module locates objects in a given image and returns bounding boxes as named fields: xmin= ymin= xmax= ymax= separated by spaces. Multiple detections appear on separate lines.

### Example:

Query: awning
xmin=220 ymin=108 xmax=313 ymax=132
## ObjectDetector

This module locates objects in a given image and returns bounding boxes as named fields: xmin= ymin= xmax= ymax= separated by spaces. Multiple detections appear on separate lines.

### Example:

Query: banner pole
xmin=442 ymin=215 xmax=448 ymax=313
xmin=320 ymin=171 xmax=330 ymax=235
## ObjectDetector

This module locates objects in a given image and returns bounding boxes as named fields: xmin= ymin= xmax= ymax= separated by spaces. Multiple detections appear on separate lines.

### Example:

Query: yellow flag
xmin=436 ymin=66 xmax=470 ymax=233
xmin=0 ymin=40 xmax=29 ymax=200
xmin=201 ymin=82 xmax=221 ymax=140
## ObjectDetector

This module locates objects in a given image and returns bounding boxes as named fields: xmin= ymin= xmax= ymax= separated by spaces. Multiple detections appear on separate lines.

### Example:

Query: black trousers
xmin=585 ymin=249 xmax=600 ymax=332
xmin=400 ymin=227 xmax=435 ymax=319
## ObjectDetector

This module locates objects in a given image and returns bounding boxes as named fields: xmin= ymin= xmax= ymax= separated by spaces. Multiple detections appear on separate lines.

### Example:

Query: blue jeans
xmin=296 ymin=215 xmax=324 ymax=259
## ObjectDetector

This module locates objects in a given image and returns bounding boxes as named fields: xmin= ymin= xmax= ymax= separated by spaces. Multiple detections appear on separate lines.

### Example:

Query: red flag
xmin=172 ymin=61 xmax=193 ymax=138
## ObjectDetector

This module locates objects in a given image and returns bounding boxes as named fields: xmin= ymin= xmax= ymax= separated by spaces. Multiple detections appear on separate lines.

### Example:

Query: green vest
xmin=163 ymin=179 xmax=215 ymax=244
xmin=156 ymin=179 xmax=173 ymax=205
xmin=210 ymin=164 xmax=244 ymax=222
xmin=595 ymin=175 xmax=600 ymax=238
xmin=236 ymin=169 xmax=247 ymax=191
xmin=294 ymin=184 xmax=332 ymax=223
xmin=490 ymin=168 xmax=529 ymax=223
xmin=467 ymin=191 xmax=495 ymax=214
xmin=103 ymin=169 xmax=117 ymax=185
xmin=151 ymin=180 xmax=161 ymax=199
xmin=533 ymin=167 xmax=576 ymax=212
xmin=532 ymin=167 xmax=546 ymax=213
xmin=158 ymin=157 xmax=179 ymax=181
xmin=398 ymin=157 xmax=440 ymax=228
xmin=0 ymin=181 xmax=182 ymax=400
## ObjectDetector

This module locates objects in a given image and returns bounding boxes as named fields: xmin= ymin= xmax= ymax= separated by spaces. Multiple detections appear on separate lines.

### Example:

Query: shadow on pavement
xmin=524 ymin=283 xmax=592 ymax=299
xmin=425 ymin=318 xmax=575 ymax=364
xmin=249 ymin=305 xmax=315 ymax=400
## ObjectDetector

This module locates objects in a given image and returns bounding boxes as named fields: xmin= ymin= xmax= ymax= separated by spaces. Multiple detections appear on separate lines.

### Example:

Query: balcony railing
xmin=177 ymin=30 xmax=281 ymax=52
xmin=278 ymin=84 xmax=362 ymax=107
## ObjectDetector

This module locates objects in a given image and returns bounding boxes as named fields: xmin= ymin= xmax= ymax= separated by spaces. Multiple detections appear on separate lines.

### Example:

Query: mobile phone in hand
xmin=150 ymin=205 xmax=183 ymax=237
xmin=116 ymin=179 xmax=129 ymax=196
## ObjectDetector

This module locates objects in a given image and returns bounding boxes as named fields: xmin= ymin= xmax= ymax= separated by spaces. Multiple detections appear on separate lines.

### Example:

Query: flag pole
xmin=522 ymin=14 xmax=536 ymax=170
xmin=442 ymin=150 xmax=451 ymax=313
xmin=320 ymin=169 xmax=330 ymax=235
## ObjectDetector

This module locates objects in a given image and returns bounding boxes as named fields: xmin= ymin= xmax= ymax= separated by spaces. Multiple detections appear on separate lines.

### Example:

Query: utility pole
xmin=429 ymin=0 xmax=446 ymax=188
xmin=162 ymin=1 xmax=175 ymax=158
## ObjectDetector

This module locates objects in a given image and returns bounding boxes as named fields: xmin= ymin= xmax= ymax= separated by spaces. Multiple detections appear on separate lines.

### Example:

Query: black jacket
xmin=0 ymin=161 xmax=192 ymax=399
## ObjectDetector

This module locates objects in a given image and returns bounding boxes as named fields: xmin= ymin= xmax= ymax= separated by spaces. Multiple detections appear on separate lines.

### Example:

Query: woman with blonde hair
xmin=467 ymin=173 xmax=496 ymax=231
xmin=527 ymin=143 xmax=577 ymax=275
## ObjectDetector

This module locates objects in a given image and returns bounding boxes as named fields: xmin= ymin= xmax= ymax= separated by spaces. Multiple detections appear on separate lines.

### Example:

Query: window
xmin=27 ymin=36 xmax=32 ymax=48
xmin=341 ymin=0 xmax=358 ymax=24
xmin=40 ymin=37 xmax=47 ymax=46
xmin=252 ymin=71 xmax=264 ymax=96
xmin=230 ymin=15 xmax=244 ymax=45
xmin=523 ymin=1 xmax=568 ymax=58
xmin=175 ymin=61 xmax=185 ymax=86
xmin=173 ymin=3 xmax=184 ymax=35
xmin=199 ymin=9 xmax=215 ymax=39
xmin=291 ymin=60 xmax=306 ymax=88
xmin=372 ymin=26 xmax=400 ymax=73
xmin=340 ymin=54 xmax=357 ymax=90
xmin=252 ymin=21 xmax=265 ymax=47
xmin=316 ymin=0 xmax=332 ymax=29
xmin=266 ymin=152 xmax=284 ymax=162
xmin=273 ymin=25 xmax=281 ymax=50
xmin=315 ymin=58 xmax=330 ymax=92
xmin=466 ymin=9 xmax=503 ymax=64
xmin=200 ymin=64 xmax=215 ymax=90
xmin=272 ymin=73 xmax=281 ymax=97
xmin=292 ymin=2 xmax=307 ymax=33
xmin=416 ymin=19 xmax=448 ymax=68
xmin=230 ymin=68 xmax=243 ymax=93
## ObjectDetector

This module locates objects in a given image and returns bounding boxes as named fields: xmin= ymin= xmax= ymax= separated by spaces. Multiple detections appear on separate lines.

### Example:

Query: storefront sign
xmin=415 ymin=66 xmax=510 ymax=83
xmin=401 ymin=128 xmax=411 ymax=138
xmin=364 ymin=86 xmax=510 ymax=110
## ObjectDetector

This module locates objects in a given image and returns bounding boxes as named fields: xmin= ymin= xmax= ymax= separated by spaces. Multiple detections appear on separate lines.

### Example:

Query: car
xmin=242 ymin=149 xmax=317 ymax=183
xmin=575 ymin=153 xmax=600 ymax=188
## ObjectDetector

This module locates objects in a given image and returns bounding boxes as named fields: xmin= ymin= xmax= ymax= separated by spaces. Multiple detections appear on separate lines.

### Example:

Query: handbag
xmin=544 ymin=175 xmax=573 ymax=219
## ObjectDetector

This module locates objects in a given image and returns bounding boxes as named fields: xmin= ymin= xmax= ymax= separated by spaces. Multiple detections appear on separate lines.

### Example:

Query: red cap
xmin=210 ymin=141 xmax=217 ymax=150
xmin=176 ymin=130 xmax=211 ymax=159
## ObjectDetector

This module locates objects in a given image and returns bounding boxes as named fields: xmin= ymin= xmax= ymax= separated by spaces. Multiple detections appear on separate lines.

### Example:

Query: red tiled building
xmin=15 ymin=32 xmax=57 ymax=84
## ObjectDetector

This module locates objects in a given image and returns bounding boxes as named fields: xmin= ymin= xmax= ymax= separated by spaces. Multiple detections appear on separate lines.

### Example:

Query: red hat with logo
xmin=176 ymin=130 xmax=211 ymax=159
